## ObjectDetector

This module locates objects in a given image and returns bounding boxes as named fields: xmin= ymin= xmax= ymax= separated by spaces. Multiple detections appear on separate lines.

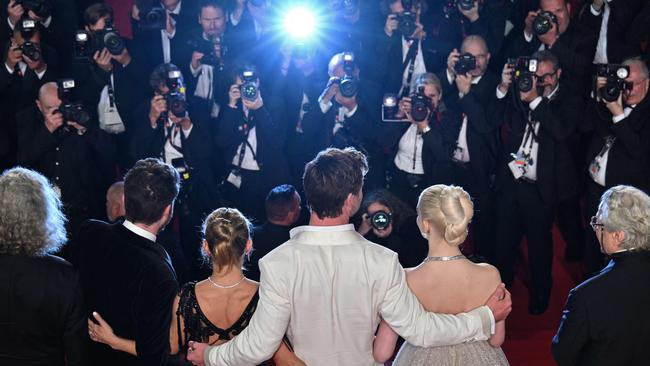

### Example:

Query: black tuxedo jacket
xmin=583 ymin=96 xmax=650 ymax=193
xmin=247 ymin=222 xmax=292 ymax=282
xmin=552 ymin=251 xmax=650 ymax=366
xmin=74 ymin=220 xmax=178 ymax=366
xmin=0 ymin=254 xmax=87 ymax=366
xmin=495 ymin=84 xmax=582 ymax=203
xmin=439 ymin=71 xmax=501 ymax=191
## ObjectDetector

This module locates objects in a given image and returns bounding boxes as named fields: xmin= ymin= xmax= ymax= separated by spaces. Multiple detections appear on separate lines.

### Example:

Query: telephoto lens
xmin=410 ymin=86 xmax=431 ymax=122
xmin=532 ymin=11 xmax=557 ymax=36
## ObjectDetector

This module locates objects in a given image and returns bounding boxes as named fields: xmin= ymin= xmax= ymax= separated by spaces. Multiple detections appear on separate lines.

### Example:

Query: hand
xmin=335 ymin=93 xmax=357 ymax=110
xmin=499 ymin=63 xmax=514 ymax=93
xmin=131 ymin=4 xmax=140 ymax=21
xmin=7 ymin=0 xmax=24 ymax=27
xmin=524 ymin=11 xmax=538 ymax=38
xmin=519 ymin=76 xmax=539 ymax=103
xmin=44 ymin=110 xmax=64 ymax=133
xmin=191 ymin=51 xmax=204 ymax=70
xmin=455 ymin=73 xmax=472 ymax=96
xmin=112 ymin=48 xmax=131 ymax=66
xmin=27 ymin=10 xmax=44 ymax=22
xmin=165 ymin=11 xmax=175 ymax=35
xmin=357 ymin=214 xmax=372 ymax=236
xmin=537 ymin=21 xmax=559 ymax=47
xmin=459 ymin=1 xmax=479 ymax=22
xmin=88 ymin=312 xmax=118 ymax=347
xmin=411 ymin=22 xmax=425 ymax=40
xmin=485 ymin=284 xmax=512 ymax=322
xmin=228 ymin=84 xmax=241 ymax=108
xmin=604 ymin=91 xmax=624 ymax=117
xmin=170 ymin=112 xmax=192 ymax=129
xmin=149 ymin=95 xmax=167 ymax=125
xmin=320 ymin=78 xmax=340 ymax=105
xmin=447 ymin=48 xmax=460 ymax=76
xmin=398 ymin=97 xmax=413 ymax=122
xmin=94 ymin=48 xmax=113 ymax=72
xmin=384 ymin=14 xmax=398 ymax=37
xmin=5 ymin=43 xmax=22 ymax=70
xmin=592 ymin=0 xmax=605 ymax=11
xmin=186 ymin=341 xmax=208 ymax=365
xmin=243 ymin=94 xmax=264 ymax=110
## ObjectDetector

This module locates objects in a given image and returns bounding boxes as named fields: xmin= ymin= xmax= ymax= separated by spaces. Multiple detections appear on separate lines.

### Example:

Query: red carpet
xmin=501 ymin=226 xmax=584 ymax=366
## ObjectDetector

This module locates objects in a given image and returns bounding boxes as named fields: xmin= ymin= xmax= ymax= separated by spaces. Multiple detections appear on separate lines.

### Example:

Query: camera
xmin=14 ymin=0 xmax=52 ymax=19
xmin=18 ymin=41 xmax=41 ymax=61
xmin=410 ymin=86 xmax=431 ymax=122
xmin=239 ymin=69 xmax=259 ymax=102
xmin=595 ymin=64 xmax=632 ymax=102
xmin=164 ymin=70 xmax=188 ymax=117
xmin=397 ymin=11 xmax=416 ymax=38
xmin=74 ymin=26 xmax=125 ymax=58
xmin=508 ymin=57 xmax=538 ymax=92
xmin=56 ymin=79 xmax=90 ymax=126
xmin=336 ymin=52 xmax=358 ymax=98
xmin=136 ymin=0 xmax=166 ymax=30
xmin=19 ymin=17 xmax=37 ymax=39
xmin=370 ymin=211 xmax=392 ymax=231
xmin=454 ymin=53 xmax=476 ymax=75
xmin=187 ymin=35 xmax=225 ymax=66
xmin=442 ymin=0 xmax=475 ymax=18
xmin=532 ymin=11 xmax=557 ymax=36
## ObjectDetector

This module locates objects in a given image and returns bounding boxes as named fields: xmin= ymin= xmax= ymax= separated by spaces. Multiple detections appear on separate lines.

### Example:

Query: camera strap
xmin=107 ymin=73 xmax=116 ymax=108
xmin=166 ymin=124 xmax=184 ymax=155
xmin=234 ymin=112 xmax=257 ymax=174
xmin=400 ymin=40 xmax=419 ymax=98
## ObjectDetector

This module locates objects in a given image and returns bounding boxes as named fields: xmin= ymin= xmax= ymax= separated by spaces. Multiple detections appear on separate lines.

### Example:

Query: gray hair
xmin=412 ymin=72 xmax=442 ymax=94
xmin=598 ymin=185 xmax=650 ymax=251
xmin=623 ymin=57 xmax=649 ymax=79
xmin=0 ymin=167 xmax=67 ymax=256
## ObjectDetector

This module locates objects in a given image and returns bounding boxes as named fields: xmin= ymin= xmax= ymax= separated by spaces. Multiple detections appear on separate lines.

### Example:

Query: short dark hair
xmin=199 ymin=0 xmax=225 ymax=15
xmin=124 ymin=158 xmax=180 ymax=225
xmin=265 ymin=184 xmax=297 ymax=222
xmin=83 ymin=3 xmax=114 ymax=27
xmin=532 ymin=50 xmax=560 ymax=70
xmin=149 ymin=63 xmax=183 ymax=91
xmin=303 ymin=148 xmax=368 ymax=219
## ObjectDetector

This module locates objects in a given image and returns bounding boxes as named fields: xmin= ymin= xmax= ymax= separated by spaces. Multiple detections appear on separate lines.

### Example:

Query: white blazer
xmin=206 ymin=224 xmax=494 ymax=365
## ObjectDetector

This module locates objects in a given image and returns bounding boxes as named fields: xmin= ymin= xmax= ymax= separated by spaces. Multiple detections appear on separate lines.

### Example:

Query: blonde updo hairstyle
xmin=417 ymin=185 xmax=474 ymax=246
xmin=202 ymin=208 xmax=251 ymax=273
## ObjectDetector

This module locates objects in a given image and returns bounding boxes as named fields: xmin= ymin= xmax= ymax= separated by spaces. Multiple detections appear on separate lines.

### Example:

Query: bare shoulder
xmin=473 ymin=262 xmax=502 ymax=284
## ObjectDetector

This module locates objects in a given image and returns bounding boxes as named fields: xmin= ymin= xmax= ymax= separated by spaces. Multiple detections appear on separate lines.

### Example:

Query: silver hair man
xmin=0 ymin=167 xmax=67 ymax=256
xmin=598 ymin=185 xmax=650 ymax=251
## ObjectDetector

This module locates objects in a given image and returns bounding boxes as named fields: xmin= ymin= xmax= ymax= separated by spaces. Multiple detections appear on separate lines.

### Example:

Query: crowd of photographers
xmin=1 ymin=0 xmax=649 ymax=315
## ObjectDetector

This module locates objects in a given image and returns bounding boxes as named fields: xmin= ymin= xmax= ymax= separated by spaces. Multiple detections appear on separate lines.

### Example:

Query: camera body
xmin=410 ymin=86 xmax=431 ymax=122
xmin=454 ymin=53 xmax=476 ymax=75
xmin=370 ymin=211 xmax=392 ymax=231
xmin=508 ymin=57 xmax=538 ymax=92
xmin=74 ymin=26 xmax=125 ymax=58
xmin=187 ymin=36 xmax=225 ymax=66
xmin=396 ymin=11 xmax=416 ymax=37
xmin=532 ymin=11 xmax=558 ymax=36
xmin=239 ymin=69 xmax=259 ymax=102
xmin=595 ymin=64 xmax=632 ymax=102
xmin=56 ymin=79 xmax=90 ymax=126
xmin=443 ymin=0 xmax=476 ymax=18
xmin=164 ymin=70 xmax=188 ymax=117
xmin=19 ymin=41 xmax=41 ymax=61
xmin=15 ymin=0 xmax=52 ymax=19
xmin=136 ymin=0 xmax=166 ymax=30
xmin=336 ymin=52 xmax=358 ymax=98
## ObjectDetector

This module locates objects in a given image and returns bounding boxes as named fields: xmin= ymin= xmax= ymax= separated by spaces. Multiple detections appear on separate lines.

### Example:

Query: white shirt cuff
xmin=35 ymin=67 xmax=47 ymax=79
xmin=319 ymin=99 xmax=333 ymax=114
xmin=612 ymin=114 xmax=626 ymax=123
xmin=496 ymin=86 xmax=508 ymax=99
xmin=529 ymin=96 xmax=543 ymax=110
xmin=446 ymin=69 xmax=455 ymax=85
xmin=524 ymin=31 xmax=533 ymax=43
xmin=590 ymin=4 xmax=602 ymax=16
xmin=41 ymin=15 xmax=52 ymax=28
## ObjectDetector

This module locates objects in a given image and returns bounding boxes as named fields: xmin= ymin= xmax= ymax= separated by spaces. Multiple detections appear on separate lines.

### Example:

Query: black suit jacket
xmin=495 ymin=84 xmax=581 ymax=203
xmin=247 ymin=222 xmax=292 ymax=282
xmin=378 ymin=34 xmax=439 ymax=95
xmin=583 ymin=95 xmax=650 ymax=193
xmin=0 ymin=254 xmax=87 ymax=366
xmin=439 ymin=71 xmax=501 ymax=191
xmin=74 ymin=220 xmax=178 ymax=366
xmin=552 ymin=251 xmax=650 ymax=366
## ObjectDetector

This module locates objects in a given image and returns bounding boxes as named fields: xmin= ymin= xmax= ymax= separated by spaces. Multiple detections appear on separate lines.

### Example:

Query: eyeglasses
xmin=590 ymin=216 xmax=604 ymax=231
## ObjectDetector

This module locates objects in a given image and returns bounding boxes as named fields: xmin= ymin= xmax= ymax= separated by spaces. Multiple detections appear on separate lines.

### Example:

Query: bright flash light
xmin=283 ymin=7 xmax=316 ymax=39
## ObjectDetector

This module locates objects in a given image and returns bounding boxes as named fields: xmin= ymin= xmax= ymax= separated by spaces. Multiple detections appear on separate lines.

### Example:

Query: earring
xmin=421 ymin=232 xmax=428 ymax=240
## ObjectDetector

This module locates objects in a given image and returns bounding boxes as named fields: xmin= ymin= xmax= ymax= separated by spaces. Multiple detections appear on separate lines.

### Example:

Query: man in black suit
xmin=75 ymin=158 xmax=180 ymax=366
xmin=440 ymin=35 xmax=500 ymax=262
xmin=582 ymin=56 xmax=650 ymax=274
xmin=507 ymin=0 xmax=598 ymax=96
xmin=552 ymin=185 xmax=650 ymax=366
xmin=246 ymin=184 xmax=302 ymax=282
xmin=493 ymin=50 xmax=581 ymax=315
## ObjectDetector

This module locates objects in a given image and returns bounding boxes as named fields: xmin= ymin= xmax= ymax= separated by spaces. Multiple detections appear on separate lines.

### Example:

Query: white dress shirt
xmin=160 ymin=1 xmax=181 ymax=63
xmin=123 ymin=220 xmax=157 ymax=242
xmin=160 ymin=121 xmax=192 ymax=165
xmin=447 ymin=71 xmax=483 ymax=162
xmin=592 ymin=0 xmax=613 ymax=64
xmin=231 ymin=107 xmax=260 ymax=170
xmin=205 ymin=224 xmax=494 ymax=365
xmin=4 ymin=61 xmax=46 ymax=79
xmin=394 ymin=123 xmax=425 ymax=174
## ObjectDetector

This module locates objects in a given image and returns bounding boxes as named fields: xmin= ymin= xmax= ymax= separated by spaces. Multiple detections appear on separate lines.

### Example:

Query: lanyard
xmin=401 ymin=40 xmax=420 ymax=98
xmin=107 ymin=73 xmax=116 ymax=108
xmin=234 ymin=112 xmax=257 ymax=173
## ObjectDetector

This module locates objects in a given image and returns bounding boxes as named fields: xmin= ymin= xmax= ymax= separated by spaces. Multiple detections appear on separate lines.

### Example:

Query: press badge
xmin=508 ymin=152 xmax=529 ymax=179
xmin=227 ymin=170 xmax=242 ymax=189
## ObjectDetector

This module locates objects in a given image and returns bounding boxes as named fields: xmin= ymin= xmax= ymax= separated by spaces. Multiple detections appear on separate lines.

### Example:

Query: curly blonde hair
xmin=0 ymin=167 xmax=67 ymax=256
xmin=417 ymin=185 xmax=474 ymax=246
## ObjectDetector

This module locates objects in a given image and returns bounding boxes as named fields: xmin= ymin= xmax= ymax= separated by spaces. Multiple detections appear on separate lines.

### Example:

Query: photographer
xmin=582 ymin=57 xmax=650 ymax=274
xmin=131 ymin=63 xmax=220 ymax=281
xmin=15 ymin=82 xmax=116 ymax=257
xmin=216 ymin=64 xmax=290 ymax=222
xmin=508 ymin=0 xmax=598 ymax=96
xmin=301 ymin=52 xmax=384 ymax=190
xmin=380 ymin=72 xmax=458 ymax=207
xmin=493 ymin=50 xmax=582 ymax=315
xmin=441 ymin=35 xmax=500 ymax=261
xmin=355 ymin=189 xmax=427 ymax=268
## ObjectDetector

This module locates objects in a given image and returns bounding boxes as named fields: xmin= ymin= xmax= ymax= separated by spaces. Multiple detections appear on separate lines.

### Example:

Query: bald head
xmin=460 ymin=35 xmax=490 ymax=77
xmin=38 ymin=82 xmax=58 ymax=101
xmin=36 ymin=82 xmax=61 ymax=118
xmin=106 ymin=181 xmax=125 ymax=222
